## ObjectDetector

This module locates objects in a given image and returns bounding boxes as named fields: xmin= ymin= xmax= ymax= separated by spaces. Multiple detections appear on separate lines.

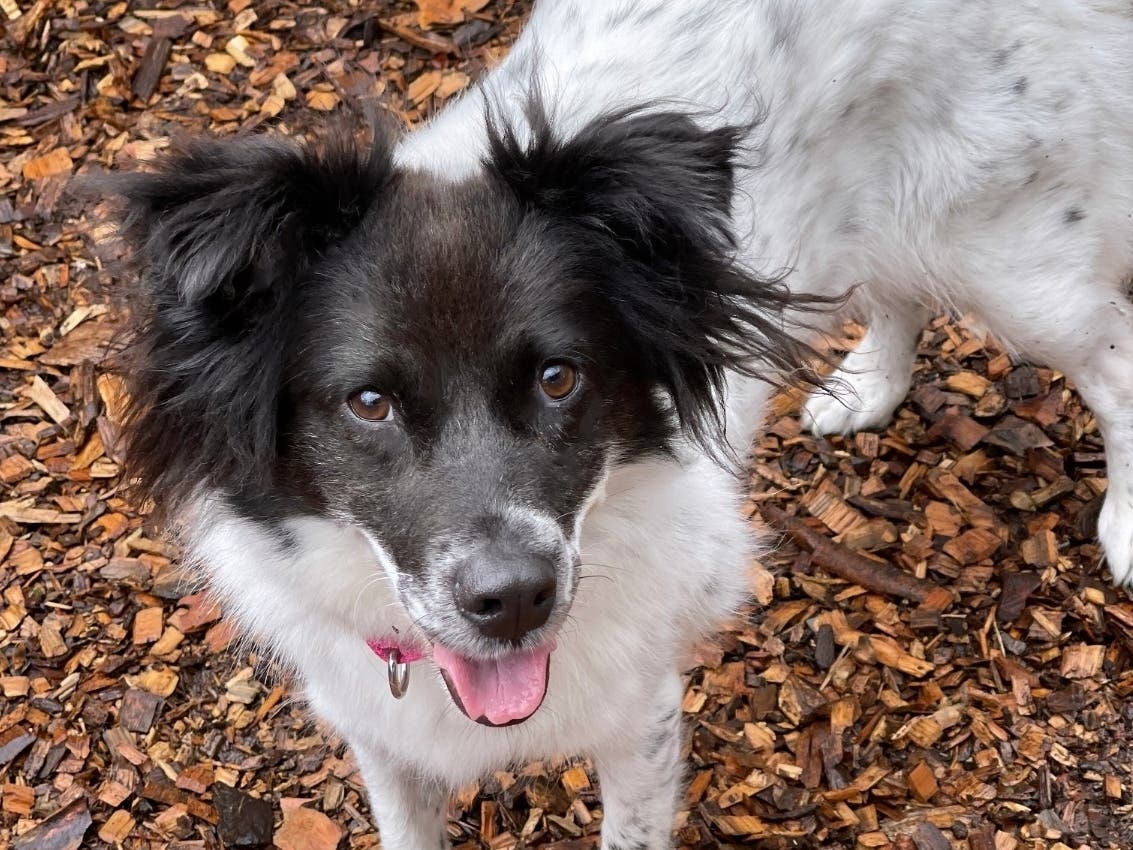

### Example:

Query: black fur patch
xmin=486 ymin=100 xmax=830 ymax=452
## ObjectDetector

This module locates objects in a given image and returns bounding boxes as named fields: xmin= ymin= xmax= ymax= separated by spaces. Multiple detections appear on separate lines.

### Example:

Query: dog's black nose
xmin=454 ymin=553 xmax=557 ymax=642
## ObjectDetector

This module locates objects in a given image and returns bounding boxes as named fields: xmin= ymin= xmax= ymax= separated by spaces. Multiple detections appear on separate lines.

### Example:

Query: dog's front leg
xmin=592 ymin=672 xmax=684 ymax=850
xmin=355 ymin=749 xmax=450 ymax=850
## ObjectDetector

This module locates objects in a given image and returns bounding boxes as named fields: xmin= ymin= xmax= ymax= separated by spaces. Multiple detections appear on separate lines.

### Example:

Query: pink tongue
xmin=432 ymin=645 xmax=551 ymax=726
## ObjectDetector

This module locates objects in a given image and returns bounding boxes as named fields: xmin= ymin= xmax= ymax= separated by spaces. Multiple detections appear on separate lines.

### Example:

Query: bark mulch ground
xmin=1 ymin=0 xmax=1131 ymax=848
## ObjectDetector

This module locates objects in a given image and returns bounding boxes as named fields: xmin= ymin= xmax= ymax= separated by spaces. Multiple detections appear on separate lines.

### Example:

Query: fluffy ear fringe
xmin=485 ymin=99 xmax=840 ymax=458
xmin=101 ymin=117 xmax=396 ymax=513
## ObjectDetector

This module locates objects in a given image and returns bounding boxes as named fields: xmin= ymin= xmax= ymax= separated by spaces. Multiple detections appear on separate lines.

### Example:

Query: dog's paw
xmin=802 ymin=367 xmax=908 ymax=435
xmin=1099 ymin=484 xmax=1133 ymax=586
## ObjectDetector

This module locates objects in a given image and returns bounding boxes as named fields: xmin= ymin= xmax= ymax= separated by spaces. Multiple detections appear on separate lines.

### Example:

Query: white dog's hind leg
xmin=1061 ymin=304 xmax=1133 ymax=586
xmin=978 ymin=273 xmax=1133 ymax=586
xmin=592 ymin=671 xmax=684 ymax=850
xmin=802 ymin=304 xmax=931 ymax=435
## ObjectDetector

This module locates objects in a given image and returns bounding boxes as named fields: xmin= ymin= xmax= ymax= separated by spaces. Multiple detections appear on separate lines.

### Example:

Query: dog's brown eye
xmin=347 ymin=390 xmax=393 ymax=422
xmin=538 ymin=362 xmax=578 ymax=401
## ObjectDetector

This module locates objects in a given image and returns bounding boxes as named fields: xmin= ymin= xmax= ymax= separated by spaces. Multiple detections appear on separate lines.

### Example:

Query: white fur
xmin=184 ymin=2 xmax=1133 ymax=847
xmin=802 ymin=304 xmax=932 ymax=434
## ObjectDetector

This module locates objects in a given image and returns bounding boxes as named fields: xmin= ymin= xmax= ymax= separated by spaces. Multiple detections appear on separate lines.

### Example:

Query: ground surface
xmin=1 ymin=1 xmax=1132 ymax=848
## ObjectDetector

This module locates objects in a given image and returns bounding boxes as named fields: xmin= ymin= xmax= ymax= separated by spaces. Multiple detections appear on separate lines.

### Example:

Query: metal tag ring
xmin=387 ymin=649 xmax=410 ymax=699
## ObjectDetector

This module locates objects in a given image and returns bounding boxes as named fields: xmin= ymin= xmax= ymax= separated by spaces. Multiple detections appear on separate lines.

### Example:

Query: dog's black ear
xmin=107 ymin=122 xmax=395 ymax=509
xmin=488 ymin=103 xmax=829 ymax=452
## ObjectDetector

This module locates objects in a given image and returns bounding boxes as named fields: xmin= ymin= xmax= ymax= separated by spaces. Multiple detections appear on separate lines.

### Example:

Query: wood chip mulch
xmin=1 ymin=1 xmax=1131 ymax=848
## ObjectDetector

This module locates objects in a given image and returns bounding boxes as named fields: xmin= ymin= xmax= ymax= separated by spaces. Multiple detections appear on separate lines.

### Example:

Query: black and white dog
xmin=112 ymin=1 xmax=1133 ymax=847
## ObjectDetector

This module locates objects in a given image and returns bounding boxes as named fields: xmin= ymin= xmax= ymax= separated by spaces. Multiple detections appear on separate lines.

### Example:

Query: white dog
xmin=112 ymin=2 xmax=1133 ymax=848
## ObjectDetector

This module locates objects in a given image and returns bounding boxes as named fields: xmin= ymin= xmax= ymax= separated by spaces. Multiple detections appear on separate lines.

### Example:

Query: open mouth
xmin=368 ymin=637 xmax=553 ymax=726
xmin=432 ymin=644 xmax=552 ymax=726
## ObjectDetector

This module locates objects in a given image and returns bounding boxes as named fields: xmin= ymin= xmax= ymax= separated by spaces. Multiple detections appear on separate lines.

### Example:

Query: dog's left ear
xmin=488 ymin=104 xmax=825 ymax=449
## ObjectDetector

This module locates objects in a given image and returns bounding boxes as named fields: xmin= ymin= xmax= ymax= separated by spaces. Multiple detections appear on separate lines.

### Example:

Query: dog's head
xmin=111 ymin=105 xmax=817 ymax=725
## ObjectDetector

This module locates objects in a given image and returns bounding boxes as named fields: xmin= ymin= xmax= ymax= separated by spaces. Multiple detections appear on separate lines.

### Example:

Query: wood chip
xmin=119 ymin=688 xmax=162 ymax=733
xmin=561 ymin=766 xmax=590 ymax=796
xmin=126 ymin=667 xmax=179 ymax=698
xmin=274 ymin=806 xmax=344 ymax=850
xmin=97 ymin=809 xmax=136 ymax=844
xmin=408 ymin=69 xmax=443 ymax=103
xmin=1021 ymin=529 xmax=1059 ymax=566
xmin=12 ymin=799 xmax=91 ymax=850
xmin=778 ymin=675 xmax=828 ymax=727
xmin=906 ymin=762 xmax=939 ymax=802
xmin=911 ymin=822 xmax=951 ymax=850
xmin=22 ymin=147 xmax=73 ymax=181
xmin=942 ymin=527 xmax=1002 ymax=565
xmin=3 ymin=783 xmax=35 ymax=816
xmin=132 ymin=37 xmax=172 ymax=101
xmin=26 ymin=375 xmax=72 ymax=425
xmin=205 ymin=52 xmax=237 ymax=73
xmin=1059 ymin=644 xmax=1104 ymax=679
xmin=132 ymin=606 xmax=164 ymax=644
xmin=224 ymin=33 xmax=257 ymax=67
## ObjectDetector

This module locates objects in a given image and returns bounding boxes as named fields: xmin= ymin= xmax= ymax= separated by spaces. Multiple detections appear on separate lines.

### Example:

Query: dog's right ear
xmin=105 ymin=123 xmax=395 ymax=510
